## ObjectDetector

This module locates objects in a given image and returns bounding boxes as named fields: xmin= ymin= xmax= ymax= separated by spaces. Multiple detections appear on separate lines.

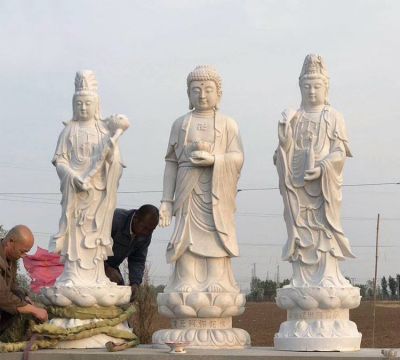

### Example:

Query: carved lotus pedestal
xmin=274 ymin=286 xmax=362 ymax=351
xmin=40 ymin=285 xmax=132 ymax=348
xmin=152 ymin=291 xmax=251 ymax=348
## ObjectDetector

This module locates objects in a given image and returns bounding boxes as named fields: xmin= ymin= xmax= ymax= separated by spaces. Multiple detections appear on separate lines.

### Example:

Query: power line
xmin=237 ymin=182 xmax=400 ymax=192
xmin=0 ymin=192 xmax=60 ymax=195
xmin=0 ymin=191 xmax=162 ymax=196
xmin=0 ymin=197 xmax=59 ymax=205
xmin=238 ymin=187 xmax=278 ymax=192
xmin=31 ymin=232 xmax=400 ymax=249
xmin=1 ymin=200 xmax=399 ymax=222
xmin=343 ymin=182 xmax=400 ymax=187
xmin=0 ymin=194 xmax=59 ymax=202
xmin=237 ymin=212 xmax=400 ymax=221
xmin=0 ymin=180 xmax=398 ymax=196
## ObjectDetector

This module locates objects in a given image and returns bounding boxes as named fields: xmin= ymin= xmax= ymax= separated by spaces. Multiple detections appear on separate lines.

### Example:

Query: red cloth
xmin=23 ymin=247 xmax=64 ymax=293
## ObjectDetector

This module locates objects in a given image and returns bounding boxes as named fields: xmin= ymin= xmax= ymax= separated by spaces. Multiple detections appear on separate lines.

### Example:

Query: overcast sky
xmin=0 ymin=0 xmax=399 ymax=290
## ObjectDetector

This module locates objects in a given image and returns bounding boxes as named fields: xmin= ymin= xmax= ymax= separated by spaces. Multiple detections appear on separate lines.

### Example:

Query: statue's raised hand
xmin=159 ymin=201 xmax=173 ymax=227
xmin=278 ymin=109 xmax=296 ymax=148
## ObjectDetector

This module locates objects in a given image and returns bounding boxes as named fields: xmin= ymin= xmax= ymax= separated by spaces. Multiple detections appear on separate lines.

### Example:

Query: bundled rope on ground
xmin=0 ymin=304 xmax=139 ymax=352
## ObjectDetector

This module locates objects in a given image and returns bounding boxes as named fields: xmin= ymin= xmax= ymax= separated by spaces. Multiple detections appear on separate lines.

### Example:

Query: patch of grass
xmin=132 ymin=267 xmax=158 ymax=344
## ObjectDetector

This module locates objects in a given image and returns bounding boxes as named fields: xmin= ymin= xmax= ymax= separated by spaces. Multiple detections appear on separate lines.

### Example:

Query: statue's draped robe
xmin=275 ymin=106 xmax=354 ymax=287
xmin=164 ymin=112 xmax=244 ymax=263
xmin=49 ymin=119 xmax=123 ymax=286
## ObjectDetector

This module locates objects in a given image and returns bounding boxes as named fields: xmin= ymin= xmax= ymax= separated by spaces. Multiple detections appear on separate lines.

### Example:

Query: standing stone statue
xmin=153 ymin=65 xmax=250 ymax=348
xmin=41 ymin=71 xmax=131 ymax=348
xmin=274 ymin=54 xmax=362 ymax=351
xmin=49 ymin=70 xmax=129 ymax=289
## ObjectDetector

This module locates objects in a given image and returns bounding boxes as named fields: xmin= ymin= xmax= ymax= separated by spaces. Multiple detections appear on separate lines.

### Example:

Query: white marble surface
xmin=42 ymin=70 xmax=131 ymax=349
xmin=46 ymin=70 xmax=130 ymax=305
xmin=40 ymin=284 xmax=131 ymax=307
xmin=155 ymin=65 xmax=249 ymax=348
xmin=274 ymin=55 xmax=361 ymax=351
xmin=0 ymin=347 xmax=396 ymax=359
xmin=157 ymin=291 xmax=245 ymax=318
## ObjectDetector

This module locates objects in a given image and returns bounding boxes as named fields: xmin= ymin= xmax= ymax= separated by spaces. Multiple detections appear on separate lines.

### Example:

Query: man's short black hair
xmin=135 ymin=204 xmax=159 ymax=222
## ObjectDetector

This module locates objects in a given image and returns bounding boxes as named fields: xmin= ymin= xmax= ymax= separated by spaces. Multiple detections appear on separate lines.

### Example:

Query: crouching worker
xmin=0 ymin=225 xmax=48 ymax=342
xmin=104 ymin=205 xmax=159 ymax=302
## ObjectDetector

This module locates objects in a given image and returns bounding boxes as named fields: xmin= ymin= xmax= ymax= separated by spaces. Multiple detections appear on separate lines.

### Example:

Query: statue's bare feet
xmin=207 ymin=282 xmax=224 ymax=292
xmin=176 ymin=284 xmax=193 ymax=292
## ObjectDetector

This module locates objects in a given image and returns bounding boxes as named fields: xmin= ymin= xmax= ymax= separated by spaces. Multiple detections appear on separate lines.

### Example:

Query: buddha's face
xmin=189 ymin=80 xmax=219 ymax=111
xmin=300 ymin=78 xmax=326 ymax=108
xmin=74 ymin=94 xmax=97 ymax=121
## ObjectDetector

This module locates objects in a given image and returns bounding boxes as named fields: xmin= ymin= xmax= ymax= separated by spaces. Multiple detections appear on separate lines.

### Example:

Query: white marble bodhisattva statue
xmin=273 ymin=55 xmax=362 ymax=351
xmin=152 ymin=65 xmax=250 ymax=348
xmin=41 ymin=70 xmax=131 ymax=348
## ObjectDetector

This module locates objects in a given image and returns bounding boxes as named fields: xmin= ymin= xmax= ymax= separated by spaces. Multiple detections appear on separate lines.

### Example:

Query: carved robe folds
xmin=275 ymin=106 xmax=353 ymax=287
xmin=164 ymin=112 xmax=243 ymax=263
xmin=50 ymin=120 xmax=123 ymax=286
xmin=274 ymin=106 xmax=362 ymax=351
xmin=153 ymin=111 xmax=250 ymax=348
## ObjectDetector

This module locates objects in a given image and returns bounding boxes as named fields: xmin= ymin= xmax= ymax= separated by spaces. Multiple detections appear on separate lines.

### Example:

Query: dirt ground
xmin=153 ymin=301 xmax=400 ymax=348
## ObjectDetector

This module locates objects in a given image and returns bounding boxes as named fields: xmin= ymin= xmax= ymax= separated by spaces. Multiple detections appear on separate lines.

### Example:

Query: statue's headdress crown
xmin=187 ymin=65 xmax=222 ymax=96
xmin=299 ymin=54 xmax=329 ymax=83
xmin=74 ymin=70 xmax=98 ymax=96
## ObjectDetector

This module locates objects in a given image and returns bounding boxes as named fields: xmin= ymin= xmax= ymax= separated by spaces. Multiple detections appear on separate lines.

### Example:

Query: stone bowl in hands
xmin=192 ymin=141 xmax=212 ymax=153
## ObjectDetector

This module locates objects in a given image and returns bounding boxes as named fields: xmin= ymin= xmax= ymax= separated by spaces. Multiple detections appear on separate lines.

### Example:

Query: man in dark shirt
xmin=0 ymin=225 xmax=48 ymax=342
xmin=105 ymin=204 xmax=159 ymax=301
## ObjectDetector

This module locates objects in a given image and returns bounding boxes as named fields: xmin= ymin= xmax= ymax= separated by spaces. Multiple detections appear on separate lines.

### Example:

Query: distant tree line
xmin=247 ymin=276 xmax=290 ymax=302
xmin=355 ymin=275 xmax=400 ymax=300
xmin=0 ymin=225 xmax=6 ymax=238
xmin=247 ymin=274 xmax=400 ymax=302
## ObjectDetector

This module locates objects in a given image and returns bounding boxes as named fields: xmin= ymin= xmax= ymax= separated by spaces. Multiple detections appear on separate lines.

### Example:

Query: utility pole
xmin=251 ymin=263 xmax=256 ymax=279
xmin=372 ymin=213 xmax=380 ymax=348
xmin=276 ymin=264 xmax=280 ymax=286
